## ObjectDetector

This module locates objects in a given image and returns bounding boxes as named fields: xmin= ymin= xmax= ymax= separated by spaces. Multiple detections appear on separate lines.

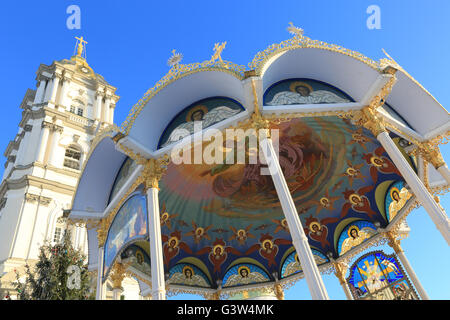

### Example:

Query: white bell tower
xmin=0 ymin=37 xmax=119 ymax=294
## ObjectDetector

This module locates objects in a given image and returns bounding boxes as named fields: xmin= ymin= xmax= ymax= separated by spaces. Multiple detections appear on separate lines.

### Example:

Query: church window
xmin=63 ymin=145 xmax=82 ymax=170
xmin=77 ymin=107 xmax=84 ymax=117
xmin=53 ymin=227 xmax=62 ymax=243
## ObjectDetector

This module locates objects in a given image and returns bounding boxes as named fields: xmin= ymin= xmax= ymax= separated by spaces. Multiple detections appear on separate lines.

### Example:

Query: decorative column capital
xmin=385 ymin=230 xmax=403 ymax=253
xmin=333 ymin=261 xmax=348 ymax=285
xmin=274 ymin=283 xmax=284 ymax=300
xmin=142 ymin=156 xmax=170 ymax=190
xmin=96 ymin=219 xmax=108 ymax=247
xmin=110 ymin=262 xmax=126 ymax=289
xmin=418 ymin=141 xmax=446 ymax=169
xmin=41 ymin=121 xmax=53 ymax=129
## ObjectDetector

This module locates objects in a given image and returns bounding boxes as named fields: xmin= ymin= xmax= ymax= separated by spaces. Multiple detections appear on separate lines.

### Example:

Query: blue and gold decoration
xmin=346 ymin=250 xmax=418 ymax=300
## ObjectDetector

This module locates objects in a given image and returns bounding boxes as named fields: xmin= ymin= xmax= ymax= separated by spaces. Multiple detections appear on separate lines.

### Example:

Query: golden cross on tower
xmin=75 ymin=36 xmax=88 ymax=58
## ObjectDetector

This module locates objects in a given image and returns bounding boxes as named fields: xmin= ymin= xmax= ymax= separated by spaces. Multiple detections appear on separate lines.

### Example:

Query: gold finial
xmin=75 ymin=36 xmax=88 ymax=58
xmin=167 ymin=49 xmax=183 ymax=68
xmin=287 ymin=22 xmax=304 ymax=38
xmin=211 ymin=42 xmax=227 ymax=63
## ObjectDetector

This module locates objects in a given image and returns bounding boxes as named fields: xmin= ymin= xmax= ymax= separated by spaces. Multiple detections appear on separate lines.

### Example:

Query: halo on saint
xmin=370 ymin=155 xmax=383 ymax=167
xmin=349 ymin=194 xmax=362 ymax=205
xmin=135 ymin=250 xmax=144 ymax=262
xmin=182 ymin=265 xmax=194 ymax=277
xmin=261 ymin=239 xmax=274 ymax=248
xmin=169 ymin=236 xmax=179 ymax=247
xmin=186 ymin=105 xmax=208 ymax=122
xmin=347 ymin=225 xmax=360 ymax=237
xmin=238 ymin=265 xmax=251 ymax=277
xmin=319 ymin=197 xmax=329 ymax=206
xmin=213 ymin=244 xmax=224 ymax=255
xmin=309 ymin=221 xmax=321 ymax=230
xmin=289 ymin=81 xmax=314 ymax=95
xmin=196 ymin=227 xmax=205 ymax=235
xmin=390 ymin=187 xmax=401 ymax=200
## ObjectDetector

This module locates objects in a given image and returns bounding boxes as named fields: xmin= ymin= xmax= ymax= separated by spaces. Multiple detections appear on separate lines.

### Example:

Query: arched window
xmin=53 ymin=217 xmax=66 ymax=244
xmin=63 ymin=145 xmax=82 ymax=170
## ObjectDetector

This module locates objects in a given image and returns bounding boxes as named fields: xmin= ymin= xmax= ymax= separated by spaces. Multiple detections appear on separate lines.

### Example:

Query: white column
xmin=109 ymin=104 xmax=115 ymax=124
xmin=48 ymin=127 xmax=63 ymax=166
xmin=16 ymin=125 xmax=32 ymax=165
xmin=260 ymin=137 xmax=329 ymax=300
xmin=103 ymin=96 xmax=111 ymax=124
xmin=94 ymin=90 xmax=103 ymax=122
xmin=48 ymin=76 xmax=60 ymax=108
xmin=377 ymin=131 xmax=450 ymax=244
xmin=396 ymin=250 xmax=429 ymax=299
xmin=437 ymin=164 xmax=450 ymax=186
xmin=58 ymin=76 xmax=70 ymax=107
xmin=36 ymin=122 xmax=51 ymax=163
xmin=43 ymin=79 xmax=53 ymax=103
xmin=146 ymin=187 xmax=166 ymax=300
xmin=96 ymin=246 xmax=105 ymax=300
xmin=34 ymin=79 xmax=47 ymax=104
xmin=113 ymin=288 xmax=123 ymax=300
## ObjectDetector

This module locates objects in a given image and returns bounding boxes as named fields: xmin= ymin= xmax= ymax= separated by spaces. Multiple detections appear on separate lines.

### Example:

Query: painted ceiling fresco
xmin=153 ymin=115 xmax=413 ymax=287
xmin=102 ymin=80 xmax=415 ymax=289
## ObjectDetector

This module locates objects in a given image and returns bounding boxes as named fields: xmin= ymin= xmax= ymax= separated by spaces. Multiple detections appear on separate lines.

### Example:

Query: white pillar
xmin=260 ymin=137 xmax=329 ymax=300
xmin=34 ymin=79 xmax=47 ymax=104
xmin=16 ymin=125 xmax=32 ymax=165
xmin=43 ymin=79 xmax=53 ymax=103
xmin=112 ymin=287 xmax=123 ymax=300
xmin=146 ymin=187 xmax=166 ymax=300
xmin=48 ymin=127 xmax=62 ymax=166
xmin=58 ymin=76 xmax=70 ymax=107
xmin=48 ymin=76 xmax=60 ymax=108
xmin=437 ymin=165 xmax=450 ymax=186
xmin=103 ymin=96 xmax=111 ymax=124
xmin=96 ymin=246 xmax=105 ymax=300
xmin=396 ymin=250 xmax=429 ymax=300
xmin=377 ymin=131 xmax=450 ymax=244
xmin=109 ymin=104 xmax=115 ymax=124
xmin=36 ymin=122 xmax=51 ymax=163
xmin=94 ymin=90 xmax=103 ymax=122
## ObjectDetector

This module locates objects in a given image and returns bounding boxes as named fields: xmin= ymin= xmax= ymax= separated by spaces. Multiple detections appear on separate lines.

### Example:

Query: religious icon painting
xmin=168 ymin=263 xmax=211 ymax=288
xmin=263 ymin=78 xmax=353 ymax=106
xmin=280 ymin=249 xmax=328 ymax=279
xmin=103 ymin=194 xmax=148 ymax=281
xmin=120 ymin=244 xmax=151 ymax=276
xmin=222 ymin=263 xmax=271 ymax=288
xmin=385 ymin=181 xmax=412 ymax=222
xmin=158 ymin=97 xmax=244 ymax=148
xmin=337 ymin=220 xmax=377 ymax=256
xmin=346 ymin=250 xmax=419 ymax=300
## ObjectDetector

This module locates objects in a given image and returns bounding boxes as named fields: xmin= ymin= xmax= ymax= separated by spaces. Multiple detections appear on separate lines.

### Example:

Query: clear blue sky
xmin=1 ymin=0 xmax=448 ymax=299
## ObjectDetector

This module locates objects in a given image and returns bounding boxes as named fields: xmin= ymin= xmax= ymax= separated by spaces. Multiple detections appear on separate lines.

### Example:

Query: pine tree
xmin=14 ymin=230 xmax=94 ymax=300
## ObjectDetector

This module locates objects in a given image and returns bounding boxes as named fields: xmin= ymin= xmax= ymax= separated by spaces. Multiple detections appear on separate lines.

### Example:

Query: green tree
xmin=14 ymin=230 xmax=94 ymax=300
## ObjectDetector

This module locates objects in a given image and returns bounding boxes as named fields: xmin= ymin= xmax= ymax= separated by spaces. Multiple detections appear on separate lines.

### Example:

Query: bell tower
xmin=0 ymin=37 xmax=119 ymax=294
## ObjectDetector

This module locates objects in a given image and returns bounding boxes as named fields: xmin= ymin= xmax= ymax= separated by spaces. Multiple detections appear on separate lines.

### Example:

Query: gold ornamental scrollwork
xmin=110 ymin=262 xmax=127 ymax=289
xmin=333 ymin=261 xmax=348 ymax=285
xmin=384 ymin=230 xmax=403 ymax=254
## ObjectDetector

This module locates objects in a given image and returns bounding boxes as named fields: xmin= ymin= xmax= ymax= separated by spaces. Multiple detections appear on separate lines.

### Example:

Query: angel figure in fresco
xmin=341 ymin=160 xmax=366 ymax=187
xmin=388 ymin=187 xmax=412 ymax=221
xmin=196 ymin=238 xmax=242 ymax=274
xmin=161 ymin=104 xmax=241 ymax=148
xmin=224 ymin=265 xmax=268 ymax=287
xmin=305 ymin=189 xmax=340 ymax=215
xmin=185 ymin=221 xmax=213 ymax=244
xmin=272 ymin=218 xmax=289 ymax=234
xmin=245 ymin=234 xmax=291 ymax=268
xmin=266 ymin=81 xmax=350 ymax=106
xmin=283 ymin=253 xmax=302 ymax=277
xmin=341 ymin=186 xmax=378 ymax=219
xmin=340 ymin=225 xmax=376 ymax=255
xmin=160 ymin=202 xmax=179 ymax=229
xmin=304 ymin=216 xmax=339 ymax=248
xmin=362 ymin=146 xmax=401 ymax=183
xmin=169 ymin=265 xmax=210 ymax=288
xmin=228 ymin=225 xmax=255 ymax=246
xmin=162 ymin=230 xmax=193 ymax=267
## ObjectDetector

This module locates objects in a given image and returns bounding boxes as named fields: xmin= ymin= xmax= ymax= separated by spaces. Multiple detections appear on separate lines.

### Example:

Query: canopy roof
xmin=70 ymin=25 xmax=448 ymax=296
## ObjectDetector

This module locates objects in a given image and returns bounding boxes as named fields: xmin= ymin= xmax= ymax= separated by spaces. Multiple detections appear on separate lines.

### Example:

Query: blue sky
xmin=1 ymin=0 xmax=449 ymax=299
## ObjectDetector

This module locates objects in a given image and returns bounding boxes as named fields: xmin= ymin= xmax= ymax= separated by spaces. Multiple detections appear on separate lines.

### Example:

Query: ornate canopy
xmin=69 ymin=25 xmax=449 ymax=298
